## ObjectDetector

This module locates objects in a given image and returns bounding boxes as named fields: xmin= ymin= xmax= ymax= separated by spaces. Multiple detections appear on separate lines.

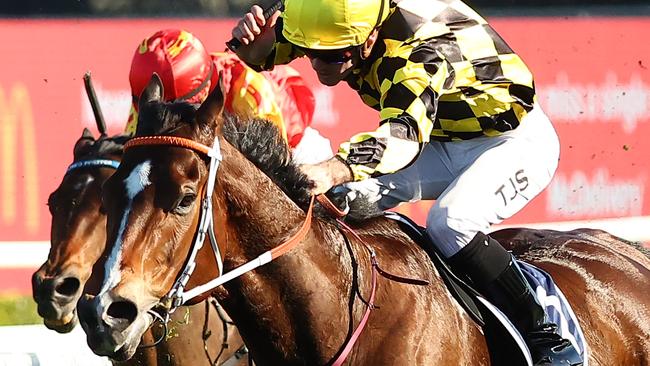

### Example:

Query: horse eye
xmin=174 ymin=193 xmax=197 ymax=215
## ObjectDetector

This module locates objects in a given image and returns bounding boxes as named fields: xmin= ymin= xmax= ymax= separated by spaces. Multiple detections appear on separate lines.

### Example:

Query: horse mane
xmin=221 ymin=114 xmax=313 ymax=209
xmin=136 ymin=99 xmax=314 ymax=209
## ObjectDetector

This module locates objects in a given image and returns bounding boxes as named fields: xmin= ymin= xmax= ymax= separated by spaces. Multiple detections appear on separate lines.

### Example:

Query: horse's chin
xmin=109 ymin=341 xmax=139 ymax=362
xmin=108 ymin=311 xmax=154 ymax=361
xmin=43 ymin=310 xmax=78 ymax=333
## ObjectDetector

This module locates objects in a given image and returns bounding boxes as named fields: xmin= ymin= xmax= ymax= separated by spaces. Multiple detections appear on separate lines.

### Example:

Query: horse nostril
xmin=55 ymin=277 xmax=81 ymax=297
xmin=107 ymin=300 xmax=138 ymax=324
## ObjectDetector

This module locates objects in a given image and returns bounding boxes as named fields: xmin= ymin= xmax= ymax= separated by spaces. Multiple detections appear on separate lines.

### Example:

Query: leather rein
xmin=123 ymin=135 xmax=428 ymax=365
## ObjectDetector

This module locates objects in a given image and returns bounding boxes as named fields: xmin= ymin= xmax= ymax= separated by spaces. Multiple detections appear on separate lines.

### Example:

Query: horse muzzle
xmin=78 ymin=292 xmax=154 ymax=360
xmin=32 ymin=270 xmax=83 ymax=333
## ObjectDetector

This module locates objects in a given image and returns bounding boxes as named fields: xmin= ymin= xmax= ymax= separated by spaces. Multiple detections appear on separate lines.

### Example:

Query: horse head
xmin=76 ymin=74 xmax=237 ymax=360
xmin=32 ymin=129 xmax=125 ymax=333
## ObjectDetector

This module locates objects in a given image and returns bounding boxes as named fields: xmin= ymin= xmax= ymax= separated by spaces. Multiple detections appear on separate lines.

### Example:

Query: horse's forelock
xmin=135 ymin=100 xmax=201 ymax=137
xmin=73 ymin=134 xmax=129 ymax=162
xmin=92 ymin=135 xmax=130 ymax=157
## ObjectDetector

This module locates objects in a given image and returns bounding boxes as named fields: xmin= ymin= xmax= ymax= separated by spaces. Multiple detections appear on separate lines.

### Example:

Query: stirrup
xmin=527 ymin=324 xmax=583 ymax=366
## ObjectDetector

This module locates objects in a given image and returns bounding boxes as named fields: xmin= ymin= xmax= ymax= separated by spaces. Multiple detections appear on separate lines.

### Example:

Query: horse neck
xmin=208 ymin=139 xmax=353 ymax=363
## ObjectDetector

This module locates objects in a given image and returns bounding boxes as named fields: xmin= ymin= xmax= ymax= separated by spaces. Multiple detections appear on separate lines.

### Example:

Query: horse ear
xmin=196 ymin=72 xmax=225 ymax=128
xmin=138 ymin=73 xmax=164 ymax=111
xmin=81 ymin=127 xmax=94 ymax=140
xmin=73 ymin=128 xmax=96 ymax=158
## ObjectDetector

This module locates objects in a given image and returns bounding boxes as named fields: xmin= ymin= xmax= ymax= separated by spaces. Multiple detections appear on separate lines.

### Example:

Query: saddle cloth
xmin=384 ymin=211 xmax=588 ymax=365
xmin=519 ymin=261 xmax=588 ymax=361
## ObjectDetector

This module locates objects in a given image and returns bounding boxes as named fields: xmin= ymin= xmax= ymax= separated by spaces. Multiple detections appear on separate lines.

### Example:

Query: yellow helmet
xmin=282 ymin=0 xmax=389 ymax=50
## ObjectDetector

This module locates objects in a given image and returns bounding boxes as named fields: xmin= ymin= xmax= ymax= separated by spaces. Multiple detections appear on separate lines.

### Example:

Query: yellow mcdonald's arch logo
xmin=0 ymin=83 xmax=39 ymax=233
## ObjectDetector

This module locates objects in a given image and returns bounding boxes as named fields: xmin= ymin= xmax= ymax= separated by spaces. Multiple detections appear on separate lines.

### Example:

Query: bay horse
xmin=32 ymin=128 xmax=249 ymax=365
xmin=79 ymin=75 xmax=649 ymax=365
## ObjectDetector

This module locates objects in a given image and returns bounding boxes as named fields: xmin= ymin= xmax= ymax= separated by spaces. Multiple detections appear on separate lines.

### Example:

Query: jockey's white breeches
xmin=341 ymin=105 xmax=560 ymax=257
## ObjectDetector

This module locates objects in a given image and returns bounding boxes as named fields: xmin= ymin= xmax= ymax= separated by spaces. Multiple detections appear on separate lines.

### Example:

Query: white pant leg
xmin=427 ymin=106 xmax=560 ymax=257
xmin=291 ymin=127 xmax=334 ymax=165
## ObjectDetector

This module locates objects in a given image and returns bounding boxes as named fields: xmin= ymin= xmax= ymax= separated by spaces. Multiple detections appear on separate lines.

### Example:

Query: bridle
xmin=124 ymin=135 xmax=314 ymax=316
xmin=123 ymin=134 xmax=427 ymax=365
xmin=66 ymin=159 xmax=120 ymax=174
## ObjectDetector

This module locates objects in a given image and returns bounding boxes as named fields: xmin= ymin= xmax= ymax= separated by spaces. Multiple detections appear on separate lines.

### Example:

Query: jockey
xmin=231 ymin=1 xmax=582 ymax=365
xmin=126 ymin=28 xmax=333 ymax=164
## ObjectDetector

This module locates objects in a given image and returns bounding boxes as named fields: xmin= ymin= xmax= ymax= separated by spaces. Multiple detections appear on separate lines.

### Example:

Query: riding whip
xmin=83 ymin=71 xmax=107 ymax=136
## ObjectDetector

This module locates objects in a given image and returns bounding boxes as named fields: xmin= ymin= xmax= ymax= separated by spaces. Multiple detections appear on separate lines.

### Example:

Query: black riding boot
xmin=448 ymin=232 xmax=583 ymax=366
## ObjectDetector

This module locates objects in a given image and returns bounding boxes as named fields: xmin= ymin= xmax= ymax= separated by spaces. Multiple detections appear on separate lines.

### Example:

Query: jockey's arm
xmin=338 ymin=57 xmax=453 ymax=182
xmin=300 ymin=58 xmax=452 ymax=195
xmin=124 ymin=103 xmax=138 ymax=136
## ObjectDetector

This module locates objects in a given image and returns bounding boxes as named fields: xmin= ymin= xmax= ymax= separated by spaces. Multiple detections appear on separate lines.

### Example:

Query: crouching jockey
xmin=231 ymin=0 xmax=583 ymax=364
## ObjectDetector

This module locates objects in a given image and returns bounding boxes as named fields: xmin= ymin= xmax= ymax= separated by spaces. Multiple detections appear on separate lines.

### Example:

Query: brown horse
xmin=33 ymin=129 xmax=248 ymax=365
xmin=78 ymin=76 xmax=649 ymax=365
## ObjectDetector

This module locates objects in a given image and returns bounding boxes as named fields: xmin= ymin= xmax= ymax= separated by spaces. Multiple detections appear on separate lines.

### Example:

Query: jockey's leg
xmin=425 ymin=106 xmax=581 ymax=365
xmin=339 ymin=106 xmax=581 ymax=363
xmin=447 ymin=231 xmax=584 ymax=365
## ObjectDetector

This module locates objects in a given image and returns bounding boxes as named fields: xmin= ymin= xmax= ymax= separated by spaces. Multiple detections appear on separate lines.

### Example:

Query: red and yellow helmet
xmin=129 ymin=29 xmax=214 ymax=106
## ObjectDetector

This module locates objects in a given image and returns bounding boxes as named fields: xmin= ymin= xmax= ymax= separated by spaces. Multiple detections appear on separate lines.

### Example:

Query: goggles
xmin=297 ymin=46 xmax=358 ymax=64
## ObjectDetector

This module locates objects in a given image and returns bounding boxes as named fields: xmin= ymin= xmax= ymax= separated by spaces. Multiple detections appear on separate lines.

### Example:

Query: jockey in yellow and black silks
xmin=231 ymin=1 xmax=582 ymax=365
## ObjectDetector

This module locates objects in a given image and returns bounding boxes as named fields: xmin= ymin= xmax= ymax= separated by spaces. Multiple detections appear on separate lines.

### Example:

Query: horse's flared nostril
xmin=107 ymin=300 xmax=138 ymax=325
xmin=55 ymin=276 xmax=81 ymax=297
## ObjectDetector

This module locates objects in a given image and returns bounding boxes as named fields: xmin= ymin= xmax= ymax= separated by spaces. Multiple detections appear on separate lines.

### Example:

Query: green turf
xmin=0 ymin=294 xmax=41 ymax=326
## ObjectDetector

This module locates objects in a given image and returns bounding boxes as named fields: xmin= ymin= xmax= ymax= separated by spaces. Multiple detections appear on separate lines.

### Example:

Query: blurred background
xmin=1 ymin=1 xmax=649 ymax=364
xmin=1 ymin=0 xmax=650 ymax=16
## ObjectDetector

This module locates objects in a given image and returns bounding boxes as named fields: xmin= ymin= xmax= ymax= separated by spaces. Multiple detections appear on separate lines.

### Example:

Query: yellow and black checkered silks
xmin=253 ymin=0 xmax=536 ymax=181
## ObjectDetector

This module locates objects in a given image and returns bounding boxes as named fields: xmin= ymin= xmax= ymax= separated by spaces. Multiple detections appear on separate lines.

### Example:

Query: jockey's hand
xmin=300 ymin=157 xmax=353 ymax=196
xmin=231 ymin=5 xmax=281 ymax=64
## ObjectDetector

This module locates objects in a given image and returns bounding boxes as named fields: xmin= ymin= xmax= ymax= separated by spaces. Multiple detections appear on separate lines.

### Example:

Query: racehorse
xmin=79 ymin=75 xmax=649 ymax=365
xmin=32 ymin=128 xmax=249 ymax=365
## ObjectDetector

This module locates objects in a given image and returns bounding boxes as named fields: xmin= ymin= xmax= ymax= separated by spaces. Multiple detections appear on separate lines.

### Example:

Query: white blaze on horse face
xmin=99 ymin=161 xmax=152 ymax=296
